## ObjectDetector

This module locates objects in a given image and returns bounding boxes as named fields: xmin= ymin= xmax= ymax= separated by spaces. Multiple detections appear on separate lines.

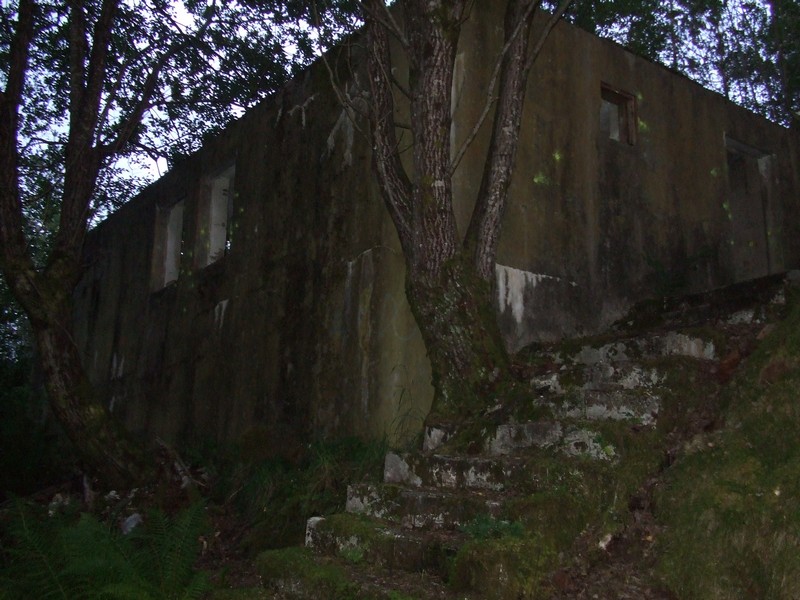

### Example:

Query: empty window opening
xmin=724 ymin=136 xmax=774 ymax=280
xmin=600 ymin=85 xmax=636 ymax=145
xmin=198 ymin=165 xmax=236 ymax=266
xmin=151 ymin=199 xmax=185 ymax=290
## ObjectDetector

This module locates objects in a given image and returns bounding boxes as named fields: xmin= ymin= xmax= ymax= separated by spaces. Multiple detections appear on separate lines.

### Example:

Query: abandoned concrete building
xmin=73 ymin=4 xmax=800 ymax=452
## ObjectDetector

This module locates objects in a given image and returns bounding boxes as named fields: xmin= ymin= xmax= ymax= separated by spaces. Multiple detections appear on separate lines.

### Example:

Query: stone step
xmin=485 ymin=422 xmax=618 ymax=460
xmin=423 ymin=422 xmax=459 ymax=453
xmin=423 ymin=418 xmax=619 ymax=460
xmin=384 ymin=451 xmax=543 ymax=493
xmin=531 ymin=361 xmax=665 ymax=393
xmin=617 ymin=272 xmax=791 ymax=332
xmin=534 ymin=388 xmax=660 ymax=426
xmin=547 ymin=331 xmax=718 ymax=367
xmin=305 ymin=513 xmax=459 ymax=578
xmin=422 ymin=419 xmax=564 ymax=455
xmin=346 ymin=483 xmax=504 ymax=530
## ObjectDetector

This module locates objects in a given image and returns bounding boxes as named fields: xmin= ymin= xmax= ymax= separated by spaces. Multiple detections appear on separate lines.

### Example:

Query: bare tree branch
xmin=525 ymin=0 xmax=572 ymax=72
xmin=356 ymin=0 xmax=408 ymax=49
xmin=465 ymin=0 xmax=572 ymax=280
xmin=364 ymin=1 xmax=413 ymax=253
xmin=0 ymin=0 xmax=37 ymax=272
xmin=99 ymin=5 xmax=217 ymax=157
xmin=449 ymin=0 xmax=542 ymax=177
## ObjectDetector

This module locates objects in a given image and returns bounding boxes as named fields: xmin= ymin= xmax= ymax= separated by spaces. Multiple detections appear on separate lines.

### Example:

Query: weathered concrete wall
xmin=444 ymin=4 xmax=799 ymax=350
xmin=73 ymin=3 xmax=799 ymax=450
xmin=74 ymin=53 xmax=434 ymax=452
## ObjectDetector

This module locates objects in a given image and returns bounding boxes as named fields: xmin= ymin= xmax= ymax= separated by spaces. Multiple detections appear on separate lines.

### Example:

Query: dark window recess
xmin=600 ymin=85 xmax=636 ymax=145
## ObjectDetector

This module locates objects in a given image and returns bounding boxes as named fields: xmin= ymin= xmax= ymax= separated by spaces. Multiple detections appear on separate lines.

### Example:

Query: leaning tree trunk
xmin=34 ymin=311 xmax=151 ymax=489
xmin=1 ymin=258 xmax=152 ymax=488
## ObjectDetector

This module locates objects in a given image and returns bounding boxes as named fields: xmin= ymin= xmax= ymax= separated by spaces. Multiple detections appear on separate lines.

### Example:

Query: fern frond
xmin=158 ymin=503 xmax=209 ymax=598
xmin=1 ymin=501 xmax=210 ymax=600
xmin=2 ymin=499 xmax=71 ymax=600
xmin=129 ymin=503 xmax=209 ymax=599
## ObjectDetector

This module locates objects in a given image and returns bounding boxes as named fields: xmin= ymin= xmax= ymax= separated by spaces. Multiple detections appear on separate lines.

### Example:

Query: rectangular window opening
xmin=151 ymin=199 xmax=185 ymax=290
xmin=198 ymin=164 xmax=236 ymax=267
xmin=600 ymin=84 xmax=636 ymax=145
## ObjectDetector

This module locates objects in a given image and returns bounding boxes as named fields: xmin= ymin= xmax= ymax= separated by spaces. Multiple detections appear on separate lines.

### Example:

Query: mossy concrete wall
xmin=73 ymin=3 xmax=800 ymax=450
xmin=450 ymin=5 xmax=799 ymax=350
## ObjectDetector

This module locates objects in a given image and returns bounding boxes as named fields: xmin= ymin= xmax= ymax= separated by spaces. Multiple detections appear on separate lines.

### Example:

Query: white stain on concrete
xmin=495 ymin=264 xmax=576 ymax=324
xmin=326 ymin=108 xmax=355 ymax=167
xmin=214 ymin=299 xmax=229 ymax=331
xmin=659 ymin=332 xmax=715 ymax=360
xmin=287 ymin=93 xmax=317 ymax=128
xmin=111 ymin=353 xmax=125 ymax=380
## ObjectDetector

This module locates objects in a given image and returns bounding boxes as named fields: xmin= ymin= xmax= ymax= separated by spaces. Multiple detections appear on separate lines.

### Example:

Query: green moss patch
xmin=256 ymin=547 xmax=359 ymax=599
xmin=450 ymin=534 xmax=557 ymax=599
xmin=655 ymin=295 xmax=800 ymax=599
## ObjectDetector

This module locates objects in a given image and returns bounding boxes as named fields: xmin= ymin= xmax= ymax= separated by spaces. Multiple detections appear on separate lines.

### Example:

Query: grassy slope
xmin=655 ymin=291 xmax=800 ymax=599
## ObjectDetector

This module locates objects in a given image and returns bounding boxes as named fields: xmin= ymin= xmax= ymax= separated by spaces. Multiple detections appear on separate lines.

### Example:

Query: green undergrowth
xmin=655 ymin=291 xmax=800 ymax=599
xmin=256 ymin=547 xmax=358 ymax=599
xmin=0 ymin=359 xmax=75 ymax=499
xmin=459 ymin=514 xmax=524 ymax=540
xmin=254 ymin=546 xmax=412 ymax=600
xmin=447 ymin=339 xmax=725 ymax=596
xmin=451 ymin=516 xmax=549 ymax=598
xmin=450 ymin=533 xmax=556 ymax=599
xmin=446 ymin=424 xmax=666 ymax=598
xmin=0 ymin=499 xmax=209 ymax=599
xmin=203 ymin=436 xmax=387 ymax=553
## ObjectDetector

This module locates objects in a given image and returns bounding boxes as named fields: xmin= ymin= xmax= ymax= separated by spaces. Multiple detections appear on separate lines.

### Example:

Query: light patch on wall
xmin=533 ymin=172 xmax=550 ymax=185
xmin=326 ymin=108 xmax=355 ymax=167
xmin=111 ymin=353 xmax=125 ymax=380
xmin=495 ymin=264 xmax=575 ymax=324
xmin=214 ymin=299 xmax=229 ymax=331
xmin=722 ymin=201 xmax=733 ymax=221
xmin=287 ymin=93 xmax=318 ymax=128
xmin=553 ymin=150 xmax=563 ymax=162
xmin=637 ymin=118 xmax=649 ymax=133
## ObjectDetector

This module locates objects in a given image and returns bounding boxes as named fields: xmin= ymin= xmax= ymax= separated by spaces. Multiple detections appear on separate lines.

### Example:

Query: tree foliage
xmin=0 ymin=0 xmax=360 ymax=361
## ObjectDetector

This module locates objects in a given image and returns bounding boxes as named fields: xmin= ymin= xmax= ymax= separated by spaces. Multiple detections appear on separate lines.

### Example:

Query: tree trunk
xmin=368 ymin=0 xmax=514 ymax=418
xmin=406 ymin=256 xmax=510 ymax=420
xmin=0 ymin=0 xmax=153 ymax=488
xmin=33 ymin=314 xmax=151 ymax=489
xmin=0 ymin=243 xmax=151 ymax=489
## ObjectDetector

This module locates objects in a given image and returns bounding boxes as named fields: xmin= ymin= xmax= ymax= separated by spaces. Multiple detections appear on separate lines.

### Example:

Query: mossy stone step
xmin=305 ymin=513 xmax=459 ymax=578
xmin=423 ymin=420 xmax=563 ymax=455
xmin=383 ymin=451 xmax=547 ymax=492
xmin=346 ymin=482 xmax=505 ymax=530
xmin=424 ymin=418 xmax=618 ymax=461
xmin=534 ymin=387 xmax=661 ymax=426
xmin=532 ymin=361 xmax=665 ymax=393
xmin=546 ymin=332 xmax=718 ymax=366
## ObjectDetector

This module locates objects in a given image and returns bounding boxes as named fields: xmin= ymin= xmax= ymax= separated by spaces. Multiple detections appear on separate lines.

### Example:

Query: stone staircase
xmin=275 ymin=274 xmax=793 ymax=599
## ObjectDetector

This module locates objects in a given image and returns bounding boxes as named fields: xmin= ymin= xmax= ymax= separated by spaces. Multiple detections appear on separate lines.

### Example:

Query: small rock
xmin=121 ymin=513 xmax=143 ymax=534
